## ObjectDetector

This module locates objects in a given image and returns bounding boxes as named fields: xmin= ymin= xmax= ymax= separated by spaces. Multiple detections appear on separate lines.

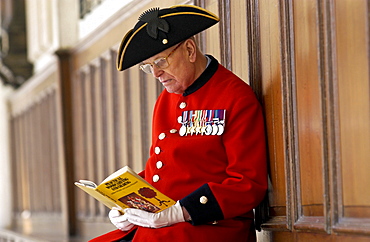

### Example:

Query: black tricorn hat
xmin=116 ymin=5 xmax=219 ymax=71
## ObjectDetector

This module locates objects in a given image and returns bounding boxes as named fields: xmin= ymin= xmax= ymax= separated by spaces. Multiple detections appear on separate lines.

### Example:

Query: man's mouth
xmin=160 ymin=79 xmax=172 ymax=85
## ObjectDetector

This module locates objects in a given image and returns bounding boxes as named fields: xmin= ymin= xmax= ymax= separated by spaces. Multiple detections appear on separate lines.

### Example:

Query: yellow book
xmin=75 ymin=166 xmax=175 ymax=213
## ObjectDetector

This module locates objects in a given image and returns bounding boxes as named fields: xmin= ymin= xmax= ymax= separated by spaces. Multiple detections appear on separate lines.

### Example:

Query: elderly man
xmin=90 ymin=5 xmax=267 ymax=242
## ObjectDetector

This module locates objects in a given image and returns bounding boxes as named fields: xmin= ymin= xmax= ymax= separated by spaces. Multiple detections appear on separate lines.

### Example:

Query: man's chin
xmin=164 ymin=88 xmax=182 ymax=95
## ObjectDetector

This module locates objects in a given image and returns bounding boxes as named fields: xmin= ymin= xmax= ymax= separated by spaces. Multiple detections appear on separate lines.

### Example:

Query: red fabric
xmin=88 ymin=228 xmax=135 ymax=242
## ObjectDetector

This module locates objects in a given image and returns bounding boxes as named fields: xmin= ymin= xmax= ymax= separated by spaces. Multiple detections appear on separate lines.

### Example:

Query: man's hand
xmin=109 ymin=207 xmax=135 ymax=231
xmin=124 ymin=201 xmax=185 ymax=228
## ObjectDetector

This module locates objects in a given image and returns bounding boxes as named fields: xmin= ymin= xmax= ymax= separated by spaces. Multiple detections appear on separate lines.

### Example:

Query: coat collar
xmin=183 ymin=55 xmax=219 ymax=97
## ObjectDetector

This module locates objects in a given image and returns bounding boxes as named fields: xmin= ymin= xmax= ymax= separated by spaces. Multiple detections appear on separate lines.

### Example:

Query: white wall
xmin=0 ymin=83 xmax=13 ymax=228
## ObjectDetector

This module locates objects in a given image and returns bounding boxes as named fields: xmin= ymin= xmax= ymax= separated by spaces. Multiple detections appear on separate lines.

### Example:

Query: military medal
xmin=205 ymin=124 xmax=213 ymax=135
xmin=211 ymin=123 xmax=218 ymax=135
xmin=211 ymin=110 xmax=219 ymax=135
xmin=201 ymin=110 xmax=207 ymax=135
xmin=187 ymin=110 xmax=193 ymax=135
xmin=217 ymin=124 xmax=224 ymax=135
xmin=178 ymin=109 xmax=226 ymax=136
xmin=179 ymin=111 xmax=188 ymax=136
xmin=205 ymin=110 xmax=213 ymax=135
xmin=217 ymin=110 xmax=226 ymax=135
xmin=179 ymin=125 xmax=187 ymax=136
xmin=195 ymin=110 xmax=202 ymax=134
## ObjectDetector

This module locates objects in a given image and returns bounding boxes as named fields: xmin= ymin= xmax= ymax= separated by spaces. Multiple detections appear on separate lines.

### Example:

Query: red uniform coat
xmin=90 ymin=56 xmax=267 ymax=242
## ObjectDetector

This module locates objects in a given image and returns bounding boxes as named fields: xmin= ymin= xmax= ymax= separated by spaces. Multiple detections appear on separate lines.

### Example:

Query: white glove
xmin=124 ymin=201 xmax=185 ymax=228
xmin=109 ymin=207 xmax=135 ymax=231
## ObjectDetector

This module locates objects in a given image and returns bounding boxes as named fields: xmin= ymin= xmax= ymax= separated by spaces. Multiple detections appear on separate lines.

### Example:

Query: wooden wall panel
xmin=259 ymin=0 xmax=370 ymax=239
xmin=333 ymin=0 xmax=370 ymax=235
xmin=21 ymin=112 xmax=31 ymax=213
xmin=336 ymin=0 xmax=370 ymax=212
xmin=218 ymin=0 xmax=232 ymax=70
xmin=50 ymin=92 xmax=62 ymax=212
xmin=110 ymin=49 xmax=125 ymax=169
xmin=205 ymin=0 xmax=221 ymax=61
xmin=92 ymin=58 xmax=109 ymax=217
xmin=259 ymin=0 xmax=288 ymax=226
xmin=101 ymin=52 xmax=116 ymax=176
xmin=292 ymin=0 xmax=326 ymax=228
xmin=230 ymin=0 xmax=248 ymax=81
xmin=112 ymin=50 xmax=132 ymax=170
xmin=7 ymin=61 xmax=68 ymax=237
xmin=129 ymin=67 xmax=145 ymax=171
xmin=83 ymin=65 xmax=99 ymax=217
xmin=145 ymin=75 xmax=162 ymax=150
xmin=74 ymin=70 xmax=88 ymax=219
xmin=139 ymin=71 xmax=150 ymax=168
xmin=122 ymin=69 xmax=134 ymax=169
xmin=71 ymin=49 xmax=159 ymax=226
xmin=10 ymin=117 xmax=22 ymax=213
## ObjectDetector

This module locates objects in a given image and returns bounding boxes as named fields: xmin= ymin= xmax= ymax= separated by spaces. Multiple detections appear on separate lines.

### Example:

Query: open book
xmin=75 ymin=166 xmax=175 ymax=213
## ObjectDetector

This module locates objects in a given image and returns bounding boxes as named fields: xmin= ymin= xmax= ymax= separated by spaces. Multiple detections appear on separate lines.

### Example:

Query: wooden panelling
xmin=259 ymin=0 xmax=288 ymax=229
xmin=19 ymin=112 xmax=31 ymax=212
xmin=245 ymin=0 xmax=263 ymax=99
xmin=71 ymin=48 xmax=158 ymax=227
xmin=139 ymin=71 xmax=149 ymax=168
xmin=336 ymin=0 xmax=370 ymax=210
xmin=73 ymin=69 xmax=88 ymax=219
xmin=8 ymin=60 xmax=68 ymax=237
xmin=129 ymin=67 xmax=145 ymax=171
xmin=111 ymin=50 xmax=132 ymax=170
xmin=83 ymin=64 xmax=99 ymax=217
xmin=333 ymin=0 xmax=370 ymax=235
xmin=230 ymin=0 xmax=249 ymax=81
xmin=10 ymin=116 xmax=21 ymax=213
xmin=101 ymin=52 xmax=116 ymax=176
xmin=277 ymin=0 xmax=298 ymax=231
xmin=90 ymin=58 xmax=105 ymax=200
xmin=122 ymin=69 xmax=135 ymax=169
xmin=259 ymin=0 xmax=370 ymax=239
xmin=218 ymin=0 xmax=232 ymax=70
xmin=293 ymin=0 xmax=325 ymax=218
xmin=204 ymin=0 xmax=221 ymax=60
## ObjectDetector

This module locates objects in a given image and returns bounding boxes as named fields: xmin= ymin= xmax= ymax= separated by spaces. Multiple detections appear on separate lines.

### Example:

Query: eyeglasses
xmin=139 ymin=42 xmax=184 ymax=74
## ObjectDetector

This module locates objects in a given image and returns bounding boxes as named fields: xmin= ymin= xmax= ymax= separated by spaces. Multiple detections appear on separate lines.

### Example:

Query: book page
xmin=74 ymin=182 xmax=121 ymax=210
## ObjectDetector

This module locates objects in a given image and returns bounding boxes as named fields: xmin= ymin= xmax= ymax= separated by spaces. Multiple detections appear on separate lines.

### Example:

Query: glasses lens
xmin=140 ymin=64 xmax=153 ymax=74
xmin=154 ymin=58 xmax=169 ymax=69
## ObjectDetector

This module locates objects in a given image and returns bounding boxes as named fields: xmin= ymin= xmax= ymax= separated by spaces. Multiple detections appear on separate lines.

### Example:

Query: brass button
xmin=177 ymin=116 xmax=183 ymax=123
xmin=153 ymin=175 xmax=160 ymax=182
xmin=156 ymin=161 xmax=163 ymax=169
xmin=158 ymin=133 xmax=166 ymax=140
xmin=200 ymin=196 xmax=208 ymax=204
xmin=179 ymin=102 xmax=187 ymax=109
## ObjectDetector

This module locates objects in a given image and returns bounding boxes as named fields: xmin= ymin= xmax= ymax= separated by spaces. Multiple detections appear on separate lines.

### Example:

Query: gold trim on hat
xmin=169 ymin=5 xmax=220 ymax=21
xmin=117 ymin=24 xmax=147 ymax=71
xmin=161 ymin=12 xmax=220 ymax=22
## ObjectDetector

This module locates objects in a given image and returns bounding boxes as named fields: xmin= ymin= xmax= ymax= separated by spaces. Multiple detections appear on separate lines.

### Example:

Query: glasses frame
xmin=139 ymin=41 xmax=184 ymax=74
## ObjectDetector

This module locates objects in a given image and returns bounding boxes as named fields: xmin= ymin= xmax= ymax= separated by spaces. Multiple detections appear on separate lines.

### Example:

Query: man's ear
xmin=185 ymin=39 xmax=197 ymax=63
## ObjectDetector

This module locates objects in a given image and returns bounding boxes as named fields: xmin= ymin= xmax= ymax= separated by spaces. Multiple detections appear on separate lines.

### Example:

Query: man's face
xmin=142 ymin=40 xmax=196 ymax=94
